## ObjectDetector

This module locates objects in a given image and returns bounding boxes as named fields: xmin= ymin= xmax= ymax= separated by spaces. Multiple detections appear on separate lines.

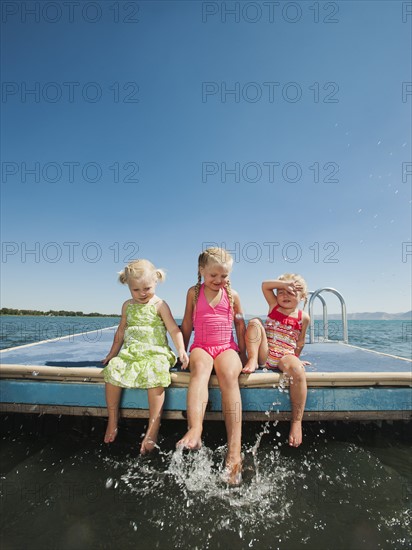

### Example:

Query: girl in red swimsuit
xmin=177 ymin=248 xmax=247 ymax=485
xmin=243 ymin=274 xmax=310 ymax=447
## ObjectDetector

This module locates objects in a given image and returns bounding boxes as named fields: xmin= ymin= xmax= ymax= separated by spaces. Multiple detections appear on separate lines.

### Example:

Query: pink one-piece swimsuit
xmin=190 ymin=284 xmax=239 ymax=359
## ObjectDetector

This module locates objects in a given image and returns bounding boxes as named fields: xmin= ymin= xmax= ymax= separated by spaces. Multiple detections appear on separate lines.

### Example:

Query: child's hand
xmin=179 ymin=351 xmax=189 ymax=370
xmin=283 ymin=280 xmax=302 ymax=295
xmin=102 ymin=354 xmax=114 ymax=365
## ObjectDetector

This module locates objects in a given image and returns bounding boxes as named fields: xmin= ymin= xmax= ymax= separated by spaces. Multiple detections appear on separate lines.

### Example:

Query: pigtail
xmin=194 ymin=272 xmax=202 ymax=305
xmin=194 ymin=251 xmax=208 ymax=306
xmin=118 ymin=268 xmax=128 ymax=284
xmin=156 ymin=269 xmax=166 ymax=283
xmin=225 ymin=279 xmax=235 ymax=312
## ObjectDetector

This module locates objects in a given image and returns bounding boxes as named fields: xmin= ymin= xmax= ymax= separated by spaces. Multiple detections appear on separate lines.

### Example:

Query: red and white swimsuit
xmin=264 ymin=306 xmax=303 ymax=369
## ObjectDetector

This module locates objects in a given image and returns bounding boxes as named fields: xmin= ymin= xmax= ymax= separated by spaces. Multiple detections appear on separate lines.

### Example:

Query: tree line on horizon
xmin=0 ymin=308 xmax=119 ymax=318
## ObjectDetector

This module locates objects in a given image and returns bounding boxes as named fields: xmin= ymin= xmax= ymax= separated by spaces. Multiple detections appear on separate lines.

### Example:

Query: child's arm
xmin=102 ymin=301 xmax=128 ymax=365
xmin=295 ymin=312 xmax=310 ymax=358
xmin=262 ymin=279 xmax=303 ymax=311
xmin=180 ymin=287 xmax=195 ymax=351
xmin=232 ymin=290 xmax=247 ymax=366
xmin=157 ymin=300 xmax=189 ymax=369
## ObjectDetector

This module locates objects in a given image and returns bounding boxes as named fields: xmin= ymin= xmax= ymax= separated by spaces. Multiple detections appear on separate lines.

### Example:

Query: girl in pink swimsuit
xmin=243 ymin=273 xmax=310 ymax=448
xmin=190 ymin=283 xmax=239 ymax=358
xmin=177 ymin=248 xmax=247 ymax=485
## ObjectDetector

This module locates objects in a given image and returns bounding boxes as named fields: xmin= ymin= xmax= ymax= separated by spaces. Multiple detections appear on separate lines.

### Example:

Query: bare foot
xmin=104 ymin=424 xmax=118 ymax=444
xmin=223 ymin=461 xmax=242 ymax=486
xmin=140 ymin=436 xmax=157 ymax=455
xmin=242 ymin=359 xmax=257 ymax=374
xmin=176 ymin=428 xmax=202 ymax=450
xmin=288 ymin=421 xmax=302 ymax=447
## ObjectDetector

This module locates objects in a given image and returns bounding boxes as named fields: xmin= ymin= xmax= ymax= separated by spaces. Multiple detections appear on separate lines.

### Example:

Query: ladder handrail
xmin=308 ymin=287 xmax=348 ymax=343
xmin=307 ymin=291 xmax=328 ymax=340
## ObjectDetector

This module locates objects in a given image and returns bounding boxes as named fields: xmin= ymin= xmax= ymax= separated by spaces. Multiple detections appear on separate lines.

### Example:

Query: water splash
xmin=96 ymin=423 xmax=411 ymax=549
xmin=277 ymin=374 xmax=289 ymax=393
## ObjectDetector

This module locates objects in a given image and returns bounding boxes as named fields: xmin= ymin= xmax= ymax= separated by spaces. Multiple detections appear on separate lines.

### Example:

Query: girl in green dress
xmin=102 ymin=259 xmax=188 ymax=454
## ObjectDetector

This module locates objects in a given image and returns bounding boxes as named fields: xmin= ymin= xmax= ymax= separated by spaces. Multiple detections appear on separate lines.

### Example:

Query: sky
xmin=1 ymin=0 xmax=411 ymax=317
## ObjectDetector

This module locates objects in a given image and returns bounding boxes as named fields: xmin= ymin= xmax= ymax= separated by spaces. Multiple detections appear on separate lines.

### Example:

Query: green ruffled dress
xmin=103 ymin=302 xmax=176 ymax=389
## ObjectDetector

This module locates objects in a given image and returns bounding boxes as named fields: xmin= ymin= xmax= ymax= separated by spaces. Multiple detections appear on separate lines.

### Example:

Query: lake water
xmin=0 ymin=316 xmax=121 ymax=351
xmin=0 ymin=316 xmax=411 ymax=549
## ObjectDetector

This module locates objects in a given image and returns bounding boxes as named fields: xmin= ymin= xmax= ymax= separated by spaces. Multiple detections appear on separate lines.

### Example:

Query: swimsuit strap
xmin=275 ymin=305 xmax=302 ymax=320
xmin=269 ymin=305 xmax=302 ymax=325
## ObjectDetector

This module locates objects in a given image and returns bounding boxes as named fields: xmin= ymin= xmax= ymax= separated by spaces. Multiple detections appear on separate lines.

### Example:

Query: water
xmin=0 ymin=315 xmax=120 ymax=351
xmin=315 ymin=319 xmax=411 ymax=359
xmin=0 ymin=317 xmax=411 ymax=549
xmin=0 ymin=417 xmax=410 ymax=549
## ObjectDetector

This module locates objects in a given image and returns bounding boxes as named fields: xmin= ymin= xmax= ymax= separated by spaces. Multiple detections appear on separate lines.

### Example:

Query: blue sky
xmin=1 ymin=0 xmax=411 ymax=317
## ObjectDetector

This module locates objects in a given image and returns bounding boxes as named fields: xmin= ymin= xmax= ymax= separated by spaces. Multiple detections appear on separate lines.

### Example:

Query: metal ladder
xmin=308 ymin=287 xmax=348 ymax=343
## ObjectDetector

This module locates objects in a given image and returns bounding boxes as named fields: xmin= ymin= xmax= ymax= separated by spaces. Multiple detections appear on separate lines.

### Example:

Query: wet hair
xmin=118 ymin=259 xmax=166 ymax=285
xmin=194 ymin=247 xmax=234 ymax=307
xmin=278 ymin=273 xmax=308 ymax=308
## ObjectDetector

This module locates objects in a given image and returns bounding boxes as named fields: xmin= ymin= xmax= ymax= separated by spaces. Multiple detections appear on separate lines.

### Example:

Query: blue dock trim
xmin=0 ymin=378 xmax=411 ymax=412
xmin=1 ymin=380 xmax=411 ymax=421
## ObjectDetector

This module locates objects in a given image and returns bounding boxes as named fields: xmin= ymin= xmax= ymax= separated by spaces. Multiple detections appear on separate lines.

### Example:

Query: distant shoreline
xmin=314 ymin=313 xmax=411 ymax=321
xmin=1 ymin=308 xmax=410 ymax=321
xmin=0 ymin=308 xmax=119 ymax=318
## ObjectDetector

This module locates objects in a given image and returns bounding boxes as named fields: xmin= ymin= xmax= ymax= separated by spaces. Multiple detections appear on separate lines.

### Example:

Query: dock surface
xmin=1 ymin=327 xmax=411 ymax=421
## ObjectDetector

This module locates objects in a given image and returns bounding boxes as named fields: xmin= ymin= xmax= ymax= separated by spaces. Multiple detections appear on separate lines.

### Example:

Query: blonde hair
xmin=194 ymin=247 xmax=234 ymax=307
xmin=278 ymin=273 xmax=308 ymax=308
xmin=118 ymin=259 xmax=166 ymax=285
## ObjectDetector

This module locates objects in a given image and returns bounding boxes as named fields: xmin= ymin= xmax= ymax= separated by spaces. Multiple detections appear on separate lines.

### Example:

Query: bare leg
xmin=278 ymin=356 xmax=307 ymax=447
xmin=104 ymin=383 xmax=122 ymax=443
xmin=242 ymin=318 xmax=268 ymax=373
xmin=140 ymin=386 xmax=165 ymax=455
xmin=214 ymin=350 xmax=243 ymax=485
xmin=177 ymin=348 xmax=214 ymax=450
